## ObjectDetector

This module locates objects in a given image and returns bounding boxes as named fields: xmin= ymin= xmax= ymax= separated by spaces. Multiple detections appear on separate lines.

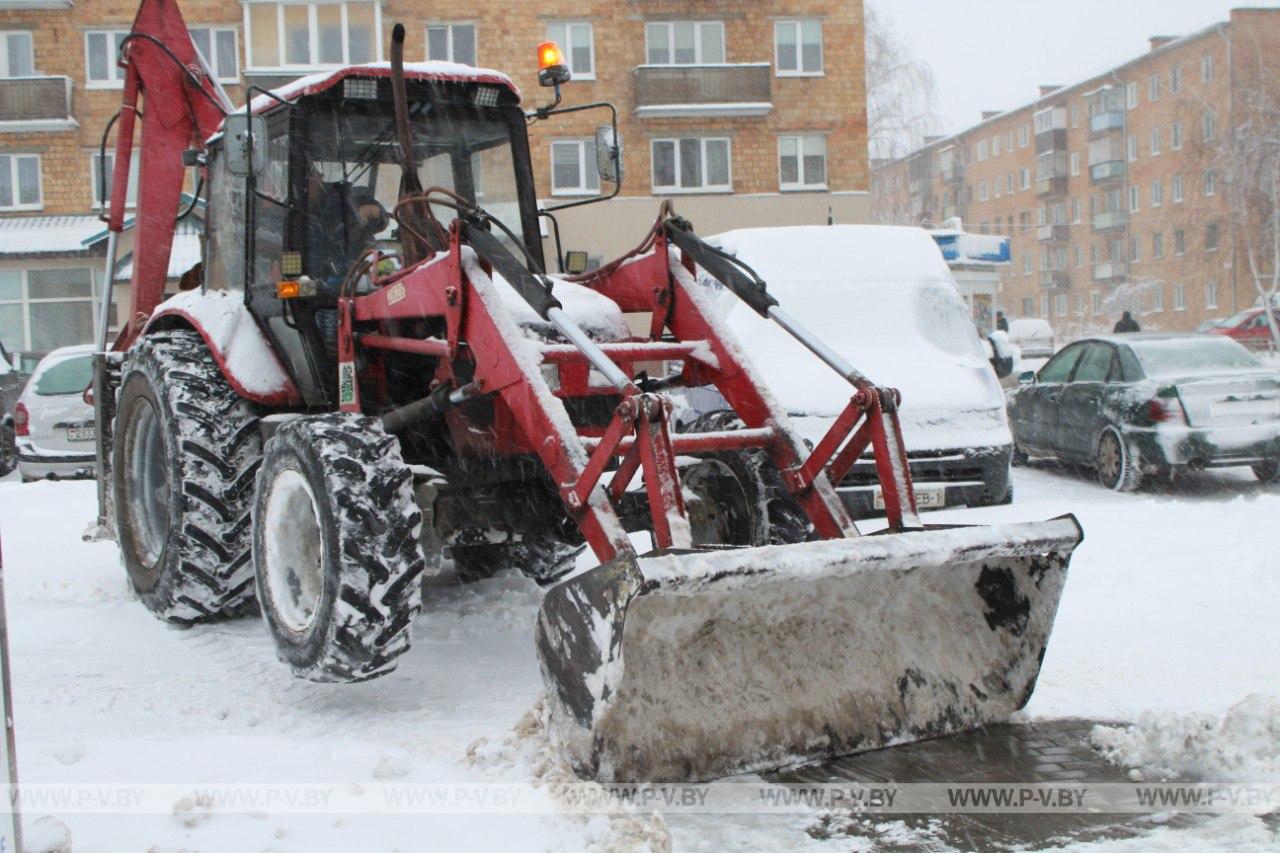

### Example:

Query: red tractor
xmin=91 ymin=0 xmax=1082 ymax=782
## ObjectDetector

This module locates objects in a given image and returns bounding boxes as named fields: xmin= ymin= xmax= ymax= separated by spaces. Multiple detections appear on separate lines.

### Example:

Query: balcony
xmin=1090 ymin=111 xmax=1125 ymax=134
xmin=0 ymin=76 xmax=76 ymax=132
xmin=633 ymin=64 xmax=772 ymax=118
xmin=1040 ymin=270 xmax=1071 ymax=290
xmin=1093 ymin=260 xmax=1128 ymax=282
xmin=1092 ymin=211 xmax=1127 ymax=231
xmin=1035 ymin=151 xmax=1068 ymax=197
xmin=1037 ymin=223 xmax=1069 ymax=242
xmin=1090 ymin=160 xmax=1126 ymax=183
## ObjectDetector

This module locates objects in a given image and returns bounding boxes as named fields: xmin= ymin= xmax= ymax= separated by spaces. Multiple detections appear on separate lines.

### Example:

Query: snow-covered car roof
xmin=1007 ymin=318 xmax=1054 ymax=339
xmin=703 ymin=225 xmax=1008 ymax=448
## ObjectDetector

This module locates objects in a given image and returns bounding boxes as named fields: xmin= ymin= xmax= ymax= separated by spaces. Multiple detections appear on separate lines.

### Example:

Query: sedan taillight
xmin=14 ymin=401 xmax=29 ymax=437
xmin=1146 ymin=397 xmax=1187 ymax=425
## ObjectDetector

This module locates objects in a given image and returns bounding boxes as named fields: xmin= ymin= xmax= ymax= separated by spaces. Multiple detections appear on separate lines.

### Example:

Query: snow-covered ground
xmin=2 ymin=462 xmax=1278 ymax=851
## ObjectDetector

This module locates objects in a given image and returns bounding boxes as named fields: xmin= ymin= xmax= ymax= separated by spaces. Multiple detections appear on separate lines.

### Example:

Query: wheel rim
xmin=1097 ymin=432 xmax=1122 ymax=487
xmin=684 ymin=460 xmax=752 ymax=546
xmin=123 ymin=398 xmax=171 ymax=567
xmin=262 ymin=466 xmax=325 ymax=633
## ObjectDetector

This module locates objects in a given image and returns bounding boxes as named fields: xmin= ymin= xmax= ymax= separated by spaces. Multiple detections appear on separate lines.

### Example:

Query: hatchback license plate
xmin=874 ymin=485 xmax=946 ymax=510
xmin=66 ymin=425 xmax=95 ymax=442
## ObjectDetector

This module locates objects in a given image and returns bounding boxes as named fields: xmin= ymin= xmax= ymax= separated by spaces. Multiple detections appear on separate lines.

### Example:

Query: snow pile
xmin=1091 ymin=694 xmax=1280 ymax=783
xmin=22 ymin=815 xmax=73 ymax=853
xmin=466 ymin=699 xmax=672 ymax=852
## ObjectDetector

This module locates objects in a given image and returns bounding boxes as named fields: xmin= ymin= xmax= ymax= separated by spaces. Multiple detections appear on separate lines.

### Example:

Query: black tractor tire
xmin=1011 ymin=440 xmax=1029 ymax=466
xmin=114 ymin=330 xmax=261 ymax=623
xmin=448 ymin=532 xmax=583 ymax=586
xmin=680 ymin=410 xmax=811 ymax=547
xmin=252 ymin=414 xmax=426 ymax=682
xmin=1095 ymin=426 xmax=1142 ymax=493
xmin=0 ymin=422 xmax=15 ymax=477
xmin=1252 ymin=459 xmax=1280 ymax=484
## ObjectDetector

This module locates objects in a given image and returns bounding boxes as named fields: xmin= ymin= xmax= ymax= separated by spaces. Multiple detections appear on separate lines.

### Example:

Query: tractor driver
xmin=303 ymin=165 xmax=390 ymax=285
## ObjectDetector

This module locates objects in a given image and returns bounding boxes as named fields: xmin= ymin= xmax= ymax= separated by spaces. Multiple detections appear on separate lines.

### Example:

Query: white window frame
xmin=1020 ymin=167 xmax=1030 ymax=190
xmin=1041 ymin=295 xmax=1050 ymax=318
xmin=1125 ymin=82 xmax=1138 ymax=109
xmin=1206 ymin=280 xmax=1218 ymax=309
xmin=1149 ymin=128 xmax=1161 ymax=156
xmin=1129 ymin=185 xmax=1140 ymax=213
xmin=242 ymin=2 xmax=384 ymax=73
xmin=549 ymin=139 xmax=599 ymax=196
xmin=84 ymin=29 xmax=129 ymax=89
xmin=978 ymin=181 xmax=989 ymax=202
xmin=1202 ymin=54 xmax=1214 ymax=83
xmin=1151 ymin=179 xmax=1163 ymax=207
xmin=1170 ymin=64 xmax=1182 ymax=94
xmin=0 ymin=152 xmax=42 ymax=211
xmin=1203 ymin=110 xmax=1216 ymax=142
xmin=1148 ymin=73 xmax=1160 ymax=102
xmin=650 ymin=136 xmax=732 ymax=194
xmin=1092 ymin=291 xmax=1103 ymax=314
xmin=644 ymin=21 xmax=725 ymax=66
xmin=1019 ymin=125 xmax=1030 ymax=147
xmin=546 ymin=21 xmax=594 ymax=80
xmin=777 ymin=134 xmax=827 ymax=191
xmin=1070 ymin=151 xmax=1080 ymax=176
xmin=1153 ymin=231 xmax=1164 ymax=259
xmin=774 ymin=19 xmax=823 ymax=77
xmin=1127 ymin=134 xmax=1138 ymax=162
xmin=1055 ymin=294 xmax=1068 ymax=317
xmin=977 ymin=139 xmax=988 ymax=162
xmin=1171 ymin=122 xmax=1183 ymax=150
xmin=1151 ymin=285 xmax=1163 ymax=313
xmin=425 ymin=22 xmax=477 ymax=65
xmin=1204 ymin=169 xmax=1216 ymax=197
xmin=90 ymin=149 xmax=141 ymax=209
xmin=1 ymin=30 xmax=35 ymax=78
xmin=188 ymin=26 xmax=239 ymax=84
xmin=0 ymin=267 xmax=102 ymax=352
xmin=1173 ymin=283 xmax=1186 ymax=311
xmin=1173 ymin=174 xmax=1184 ymax=202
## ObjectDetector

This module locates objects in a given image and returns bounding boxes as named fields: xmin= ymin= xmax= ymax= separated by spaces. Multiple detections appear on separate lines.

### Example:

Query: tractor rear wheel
xmin=680 ymin=411 xmax=810 ymax=547
xmin=252 ymin=414 xmax=426 ymax=682
xmin=114 ymin=330 xmax=261 ymax=623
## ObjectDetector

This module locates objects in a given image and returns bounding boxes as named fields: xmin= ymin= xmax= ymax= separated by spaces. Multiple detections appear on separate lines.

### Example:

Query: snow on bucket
xmin=535 ymin=515 xmax=1083 ymax=782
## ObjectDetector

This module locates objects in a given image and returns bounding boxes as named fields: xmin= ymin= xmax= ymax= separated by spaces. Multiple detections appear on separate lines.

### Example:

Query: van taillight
xmin=14 ymin=401 xmax=29 ymax=436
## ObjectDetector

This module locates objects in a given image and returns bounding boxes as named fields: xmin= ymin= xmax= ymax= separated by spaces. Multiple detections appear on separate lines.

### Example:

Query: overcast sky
xmin=876 ymin=0 xmax=1277 ymax=134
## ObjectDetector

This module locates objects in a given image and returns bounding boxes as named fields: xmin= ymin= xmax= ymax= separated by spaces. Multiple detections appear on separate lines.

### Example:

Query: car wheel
xmin=1252 ymin=459 xmax=1280 ymax=484
xmin=1096 ymin=426 xmax=1141 ymax=492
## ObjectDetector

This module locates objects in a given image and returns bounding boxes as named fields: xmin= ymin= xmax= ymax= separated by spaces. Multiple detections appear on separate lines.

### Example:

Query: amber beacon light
xmin=537 ymin=41 xmax=572 ymax=87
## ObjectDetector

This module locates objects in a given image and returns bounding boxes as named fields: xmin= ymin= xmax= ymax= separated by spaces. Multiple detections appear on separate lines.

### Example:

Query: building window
xmin=1125 ymin=81 xmax=1138 ymax=109
xmin=550 ymin=140 xmax=599 ymax=196
xmin=1022 ymin=297 xmax=1035 ymax=315
xmin=1148 ymin=73 xmax=1160 ymax=101
xmin=1151 ymin=179 xmax=1163 ymax=207
xmin=1203 ymin=111 xmax=1216 ymax=143
xmin=1023 ymin=254 xmax=1032 ymax=275
xmin=1005 ymin=130 xmax=1014 ymax=152
xmin=1173 ymin=174 xmax=1184 ymax=202
xmin=1173 ymin=284 xmax=1186 ymax=311
xmin=1040 ymin=295 xmax=1050 ymax=318
xmin=1201 ymin=54 xmax=1214 ymax=83
xmin=90 ymin=150 xmax=140 ymax=208
xmin=1203 ymin=169 xmax=1216 ymax=196
xmin=1 ymin=31 xmax=35 ymax=77
xmin=1055 ymin=294 xmax=1068 ymax=317
xmin=188 ymin=26 xmax=238 ymax=82
xmin=1174 ymin=229 xmax=1186 ymax=255
xmin=976 ymin=140 xmax=988 ymax=162
xmin=0 ymin=268 xmax=100 ymax=352
xmin=1075 ymin=245 xmax=1084 ymax=268
xmin=1092 ymin=291 xmax=1103 ymax=314
xmin=85 ymin=30 xmax=129 ymax=87
xmin=992 ymin=135 xmax=1000 ymax=157
xmin=1070 ymin=105 xmax=1079 ymax=128
xmin=1205 ymin=222 xmax=1219 ymax=252
xmin=1149 ymin=128 xmax=1161 ymax=156
xmin=0 ymin=153 xmax=41 ymax=210
xmin=775 ymin=19 xmax=822 ymax=76
xmin=1170 ymin=64 xmax=1182 ymax=94
xmin=1128 ymin=185 xmax=1139 ymax=213
xmin=1153 ymin=231 xmax=1164 ymax=259
xmin=1129 ymin=235 xmax=1140 ymax=262
xmin=778 ymin=135 xmax=826 ymax=190
xmin=1151 ymin=285 xmax=1164 ymax=312
xmin=1206 ymin=280 xmax=1218 ymax=308
xmin=1019 ymin=125 xmax=1030 ymax=147
xmin=546 ymin=21 xmax=594 ymax=78
xmin=245 ymin=2 xmax=380 ymax=70
xmin=1127 ymin=134 xmax=1138 ymax=162
xmin=979 ymin=181 xmax=989 ymax=201
xmin=645 ymin=21 xmax=724 ymax=65
xmin=1071 ymin=197 xmax=1082 ymax=222
xmin=1171 ymin=122 xmax=1183 ymax=150
xmin=651 ymin=137 xmax=731 ymax=193
xmin=426 ymin=23 xmax=476 ymax=65
xmin=1019 ymin=168 xmax=1030 ymax=190
xmin=1070 ymin=151 xmax=1080 ymax=176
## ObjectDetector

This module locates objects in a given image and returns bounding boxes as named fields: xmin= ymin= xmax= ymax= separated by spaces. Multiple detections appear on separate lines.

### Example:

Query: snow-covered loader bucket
xmin=531 ymin=221 xmax=1083 ymax=782
xmin=537 ymin=516 xmax=1081 ymax=782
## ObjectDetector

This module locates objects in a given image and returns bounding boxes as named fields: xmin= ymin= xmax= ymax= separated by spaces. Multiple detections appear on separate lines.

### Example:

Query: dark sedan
xmin=1006 ymin=333 xmax=1280 ymax=490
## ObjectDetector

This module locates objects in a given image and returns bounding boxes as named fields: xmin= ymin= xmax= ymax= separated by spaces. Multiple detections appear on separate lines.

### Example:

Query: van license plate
xmin=66 ymin=426 xmax=96 ymax=442
xmin=874 ymin=485 xmax=945 ymax=510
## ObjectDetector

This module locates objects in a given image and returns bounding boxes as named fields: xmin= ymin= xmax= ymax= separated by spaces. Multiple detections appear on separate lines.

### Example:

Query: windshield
xmin=1130 ymin=337 xmax=1264 ymax=377
xmin=33 ymin=354 xmax=92 ymax=396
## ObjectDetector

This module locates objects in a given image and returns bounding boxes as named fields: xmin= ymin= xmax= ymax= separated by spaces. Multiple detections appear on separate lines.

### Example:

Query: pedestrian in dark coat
xmin=1113 ymin=311 xmax=1140 ymax=333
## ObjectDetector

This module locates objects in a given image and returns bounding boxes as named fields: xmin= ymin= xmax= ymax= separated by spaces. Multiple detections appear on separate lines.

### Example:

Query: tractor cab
xmin=201 ymin=67 xmax=542 ymax=405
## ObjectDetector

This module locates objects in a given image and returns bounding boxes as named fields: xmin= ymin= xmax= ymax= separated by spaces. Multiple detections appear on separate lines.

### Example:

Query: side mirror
xmin=1018 ymin=370 xmax=1036 ymax=385
xmin=595 ymin=125 xmax=624 ymax=185
xmin=224 ymin=113 xmax=267 ymax=177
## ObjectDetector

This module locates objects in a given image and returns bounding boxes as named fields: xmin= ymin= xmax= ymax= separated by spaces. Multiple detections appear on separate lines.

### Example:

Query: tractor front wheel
xmin=252 ymin=414 xmax=426 ymax=682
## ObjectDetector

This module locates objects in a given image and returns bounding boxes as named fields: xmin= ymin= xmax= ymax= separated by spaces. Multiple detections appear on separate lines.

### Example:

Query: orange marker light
xmin=538 ymin=41 xmax=565 ymax=72
xmin=276 ymin=280 xmax=302 ymax=299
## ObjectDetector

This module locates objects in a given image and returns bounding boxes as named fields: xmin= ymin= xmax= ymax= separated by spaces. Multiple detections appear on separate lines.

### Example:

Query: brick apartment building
xmin=873 ymin=8 xmax=1280 ymax=337
xmin=0 ymin=0 xmax=870 ymax=360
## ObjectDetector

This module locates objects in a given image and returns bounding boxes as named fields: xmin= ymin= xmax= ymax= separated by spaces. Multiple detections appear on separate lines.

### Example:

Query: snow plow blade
xmin=536 ymin=515 xmax=1083 ymax=782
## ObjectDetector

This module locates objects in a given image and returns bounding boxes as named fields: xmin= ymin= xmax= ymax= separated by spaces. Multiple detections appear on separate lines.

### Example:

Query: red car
xmin=1212 ymin=307 xmax=1280 ymax=352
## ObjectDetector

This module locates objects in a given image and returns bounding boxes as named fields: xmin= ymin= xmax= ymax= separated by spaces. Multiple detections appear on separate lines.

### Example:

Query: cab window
xmin=1037 ymin=345 xmax=1083 ymax=383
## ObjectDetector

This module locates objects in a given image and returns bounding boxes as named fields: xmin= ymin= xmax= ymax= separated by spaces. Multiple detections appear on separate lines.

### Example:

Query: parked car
xmin=1007 ymin=317 xmax=1056 ymax=359
xmin=15 ymin=345 xmax=97 ymax=481
xmin=1211 ymin=307 xmax=1279 ymax=352
xmin=0 ymin=338 xmax=22 ymax=476
xmin=680 ymin=225 xmax=1014 ymax=519
xmin=1006 ymin=333 xmax=1280 ymax=490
